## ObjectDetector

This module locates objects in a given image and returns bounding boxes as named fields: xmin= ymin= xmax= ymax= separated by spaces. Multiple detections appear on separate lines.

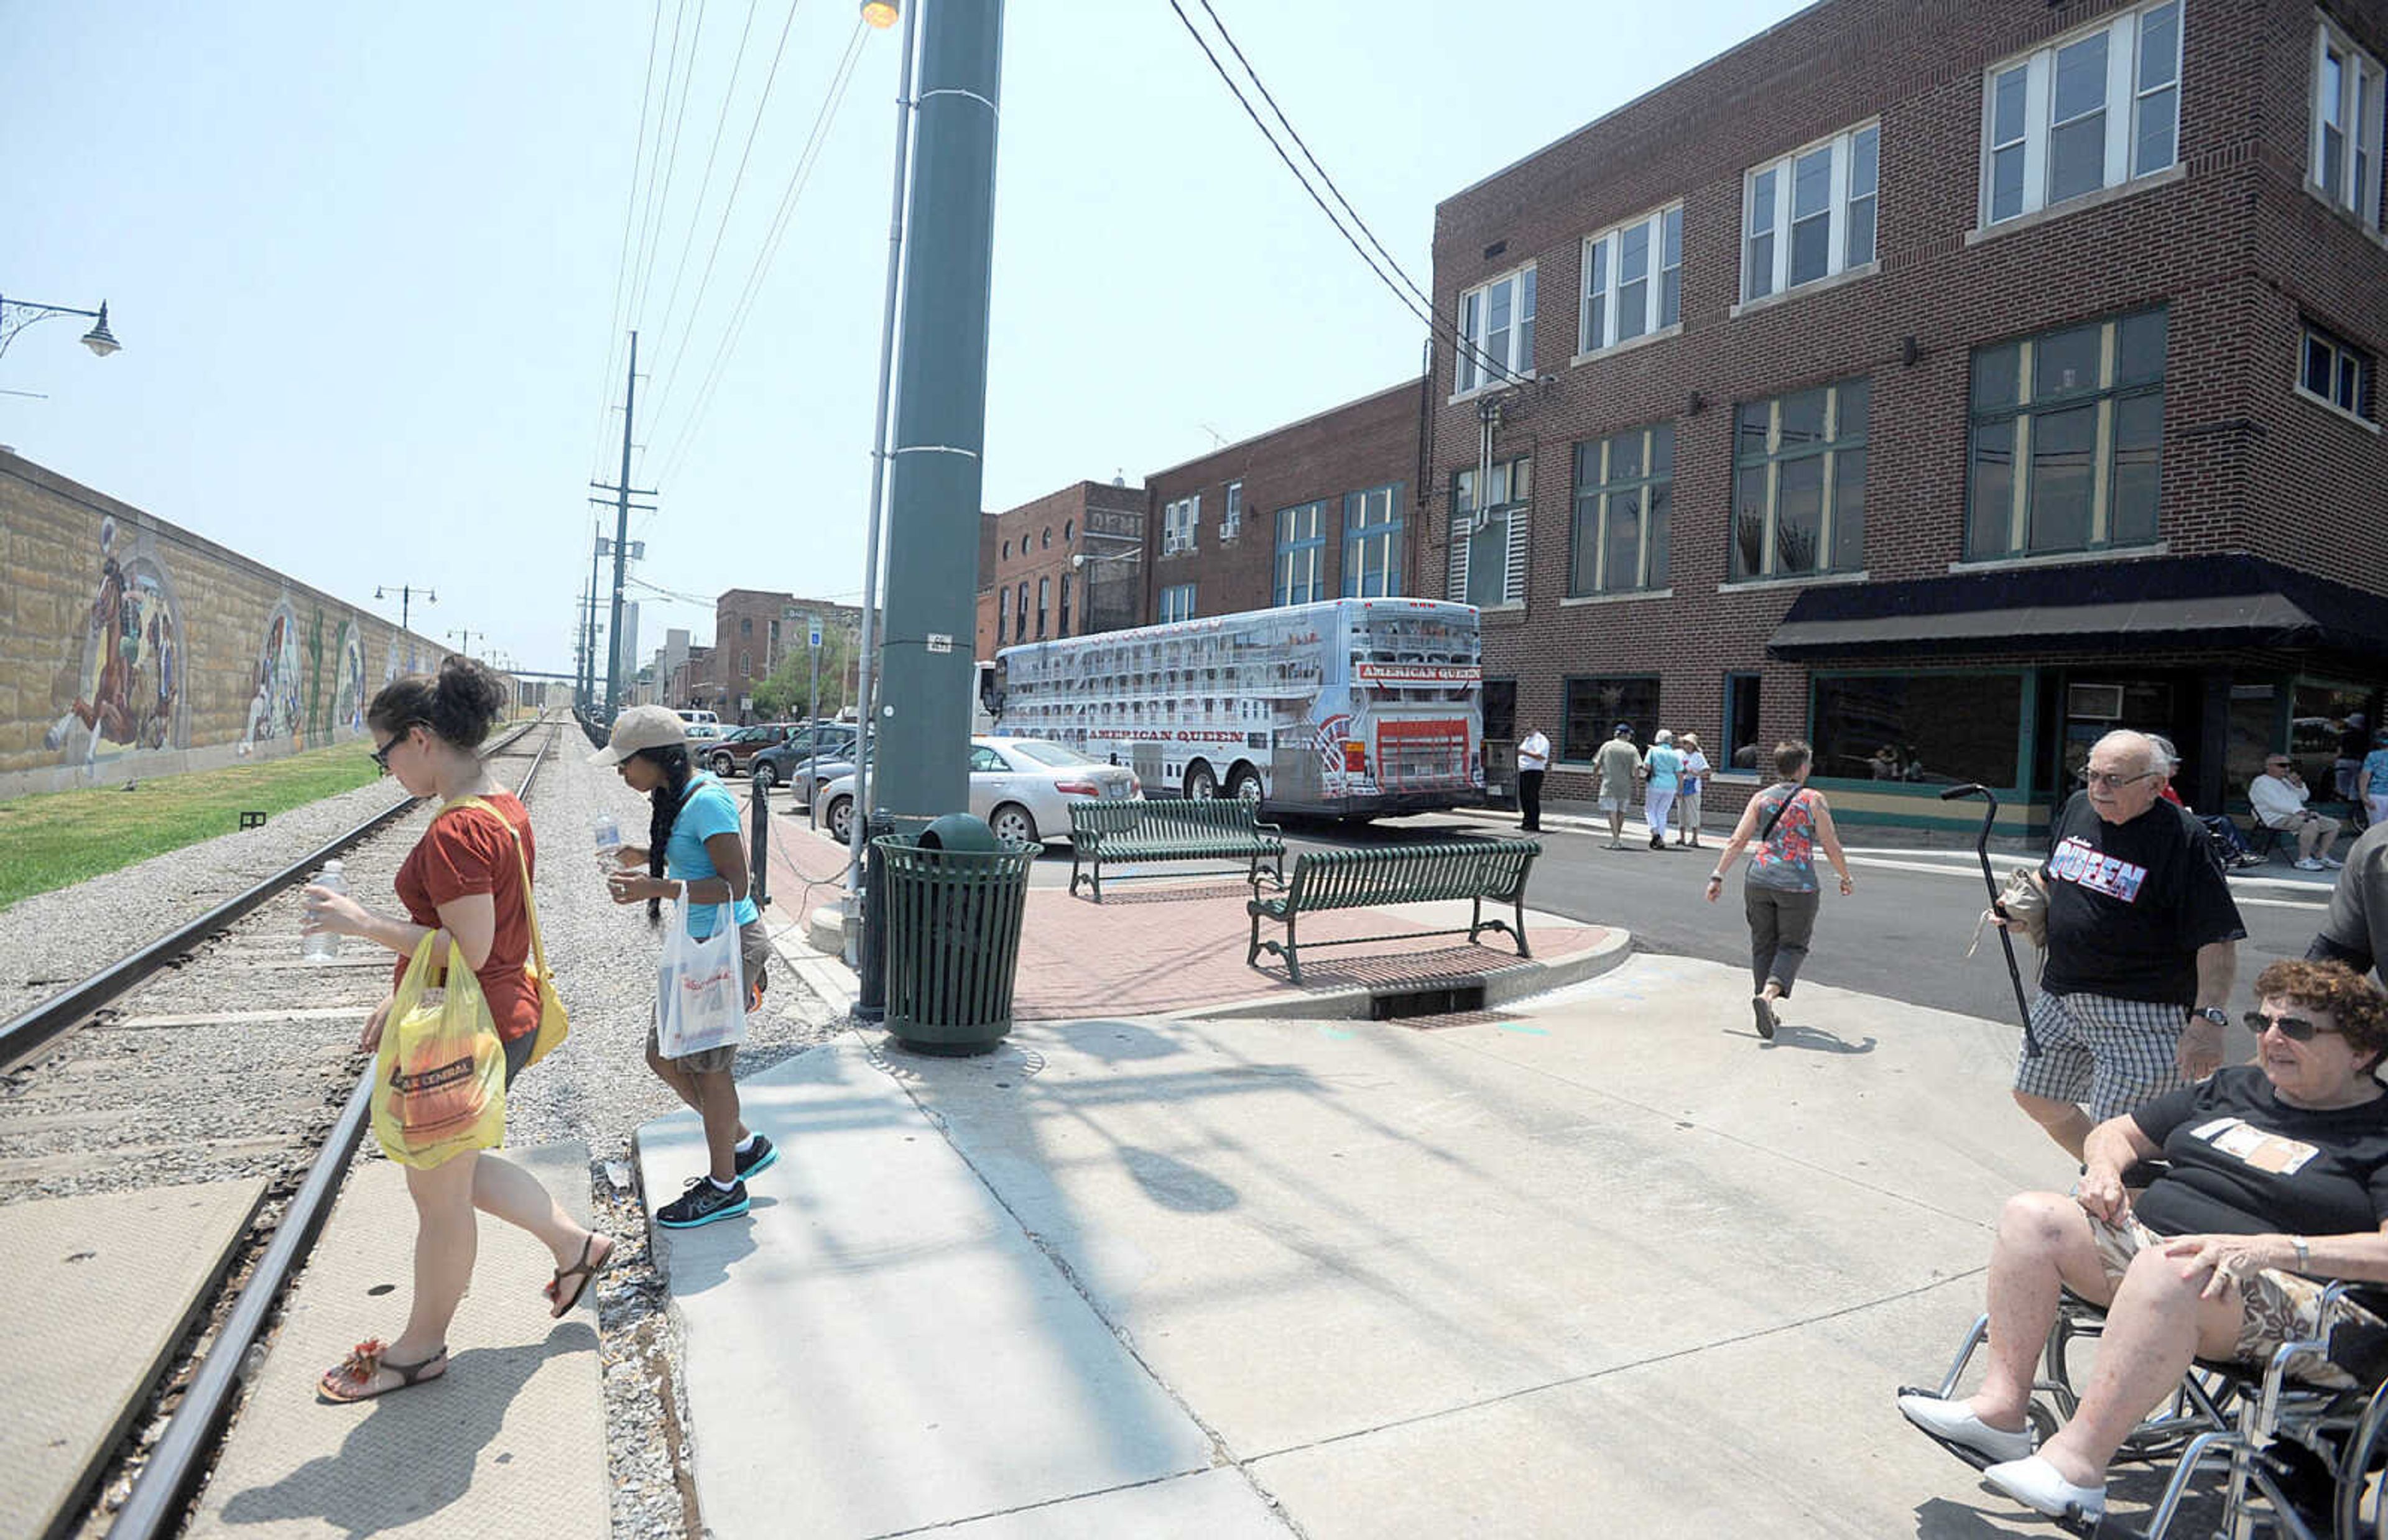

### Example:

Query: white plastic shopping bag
xmin=655 ymin=902 xmax=748 ymax=1061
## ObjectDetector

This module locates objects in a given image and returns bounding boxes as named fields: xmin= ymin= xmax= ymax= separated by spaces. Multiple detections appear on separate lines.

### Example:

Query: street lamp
xmin=375 ymin=584 xmax=437 ymax=637
xmin=1068 ymin=550 xmax=1141 ymax=571
xmin=860 ymin=0 xmax=899 ymax=27
xmin=0 ymin=295 xmax=123 ymax=362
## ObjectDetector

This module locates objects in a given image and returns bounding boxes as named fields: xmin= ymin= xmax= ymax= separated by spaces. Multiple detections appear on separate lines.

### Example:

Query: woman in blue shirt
xmin=2363 ymin=727 xmax=2388 ymax=829
xmin=593 ymin=706 xmax=779 ymax=1229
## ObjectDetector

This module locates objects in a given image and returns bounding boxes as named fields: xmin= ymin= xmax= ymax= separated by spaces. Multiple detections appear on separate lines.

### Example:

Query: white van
xmin=675 ymin=708 xmax=719 ymax=727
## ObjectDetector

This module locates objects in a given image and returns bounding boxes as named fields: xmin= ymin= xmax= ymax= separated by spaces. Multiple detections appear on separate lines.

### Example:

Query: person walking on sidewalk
xmin=1642 ymin=730 xmax=1685 ymax=852
xmin=2251 ymin=753 xmax=2346 ymax=871
xmin=1705 ymin=740 xmax=1853 ymax=1040
xmin=2009 ymin=729 xmax=2245 ymax=1160
xmin=303 ymin=658 xmax=615 ymax=1401
xmin=1593 ymin=724 xmax=1641 ymax=849
xmin=591 ymin=705 xmax=779 ymax=1230
xmin=1675 ymin=732 xmax=1711 ymax=849
xmin=1515 ymin=724 xmax=1551 ymax=834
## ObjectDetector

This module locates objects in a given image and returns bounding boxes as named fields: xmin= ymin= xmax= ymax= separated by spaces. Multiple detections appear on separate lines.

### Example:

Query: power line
xmin=1162 ymin=0 xmax=1525 ymax=391
xmin=647 ymin=0 xmax=761 ymax=369
xmin=652 ymin=17 xmax=869 ymax=482
xmin=642 ymin=0 xmax=808 ymax=441
xmin=625 ymin=0 xmax=695 ymax=341
xmin=630 ymin=0 xmax=710 ymax=331
xmin=586 ymin=0 xmax=670 ymax=486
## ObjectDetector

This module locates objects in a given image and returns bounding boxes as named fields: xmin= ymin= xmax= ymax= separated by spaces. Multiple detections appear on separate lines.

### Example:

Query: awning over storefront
xmin=1766 ymin=555 xmax=2388 ymax=659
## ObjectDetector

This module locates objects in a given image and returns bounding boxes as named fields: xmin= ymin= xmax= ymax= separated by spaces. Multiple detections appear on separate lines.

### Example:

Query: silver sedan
xmin=812 ymin=736 xmax=1141 ymax=846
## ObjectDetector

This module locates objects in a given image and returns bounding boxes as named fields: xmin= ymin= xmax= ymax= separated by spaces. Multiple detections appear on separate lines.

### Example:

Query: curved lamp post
xmin=0 ymin=295 xmax=121 ymax=362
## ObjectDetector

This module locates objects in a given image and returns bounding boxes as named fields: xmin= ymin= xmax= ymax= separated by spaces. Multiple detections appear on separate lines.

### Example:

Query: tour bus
xmin=985 ymin=597 xmax=1484 ymax=818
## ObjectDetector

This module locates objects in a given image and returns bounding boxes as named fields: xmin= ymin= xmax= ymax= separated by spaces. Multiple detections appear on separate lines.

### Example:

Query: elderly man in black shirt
xmin=2012 ymin=729 xmax=2247 ymax=1158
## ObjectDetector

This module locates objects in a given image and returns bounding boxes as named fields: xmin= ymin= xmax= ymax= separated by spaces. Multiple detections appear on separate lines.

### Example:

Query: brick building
xmin=711 ymin=589 xmax=862 ymax=722
xmin=1139 ymin=380 xmax=1430 ymax=628
xmin=1420 ymin=0 xmax=2388 ymax=835
xmin=975 ymin=480 xmax=1146 ymax=659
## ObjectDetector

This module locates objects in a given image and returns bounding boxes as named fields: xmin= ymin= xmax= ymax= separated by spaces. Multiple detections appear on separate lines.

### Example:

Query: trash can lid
xmin=917 ymin=812 xmax=1001 ymax=854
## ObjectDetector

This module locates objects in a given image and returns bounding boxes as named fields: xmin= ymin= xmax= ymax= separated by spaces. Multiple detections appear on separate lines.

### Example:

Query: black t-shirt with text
xmin=2131 ymin=1067 xmax=2388 ymax=1239
xmin=2040 ymin=791 xmax=2245 ymax=1007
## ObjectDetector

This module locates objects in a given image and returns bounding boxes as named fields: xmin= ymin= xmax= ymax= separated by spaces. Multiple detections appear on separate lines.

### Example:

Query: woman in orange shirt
xmin=301 ymin=658 xmax=613 ymax=1400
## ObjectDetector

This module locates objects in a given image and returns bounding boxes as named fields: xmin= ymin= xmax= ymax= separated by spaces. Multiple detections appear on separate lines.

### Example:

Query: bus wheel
xmin=1183 ymin=762 xmax=1218 ymax=800
xmin=1226 ymin=765 xmax=1264 ymax=802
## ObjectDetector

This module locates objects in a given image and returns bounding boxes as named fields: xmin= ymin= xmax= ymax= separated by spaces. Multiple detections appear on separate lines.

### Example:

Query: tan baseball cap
xmin=588 ymin=704 xmax=690 ymax=765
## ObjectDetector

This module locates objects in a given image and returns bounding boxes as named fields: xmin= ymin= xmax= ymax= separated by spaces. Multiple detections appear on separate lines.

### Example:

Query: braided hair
xmin=636 ymin=744 xmax=694 ymax=927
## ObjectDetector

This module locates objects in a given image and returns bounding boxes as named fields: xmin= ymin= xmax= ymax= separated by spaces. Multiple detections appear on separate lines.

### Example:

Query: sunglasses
xmin=369 ymin=723 xmax=425 ymax=773
xmin=2083 ymin=770 xmax=2155 ymax=789
xmin=2244 ymin=1010 xmax=2342 ymax=1042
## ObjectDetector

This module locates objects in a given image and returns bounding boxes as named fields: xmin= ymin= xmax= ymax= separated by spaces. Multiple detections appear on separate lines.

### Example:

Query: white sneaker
xmin=1984 ymin=1454 xmax=2104 ymax=1522
xmin=2322 ymin=855 xmax=2345 ymax=869
xmin=2295 ymin=857 xmax=2326 ymax=871
xmin=1896 ymin=1393 xmax=2034 ymax=1464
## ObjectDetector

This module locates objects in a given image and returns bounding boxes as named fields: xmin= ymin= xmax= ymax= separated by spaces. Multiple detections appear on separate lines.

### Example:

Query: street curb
xmin=1180 ymin=925 xmax=1634 ymax=1023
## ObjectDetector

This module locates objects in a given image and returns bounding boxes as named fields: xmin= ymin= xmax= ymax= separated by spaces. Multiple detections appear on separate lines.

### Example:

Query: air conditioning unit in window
xmin=2067 ymin=683 xmax=2127 ymax=720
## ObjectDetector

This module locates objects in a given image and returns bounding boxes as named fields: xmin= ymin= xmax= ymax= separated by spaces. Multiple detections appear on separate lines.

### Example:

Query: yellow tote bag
xmin=442 ymin=797 xmax=570 ymax=1069
xmin=371 ymin=932 xmax=507 ymax=1169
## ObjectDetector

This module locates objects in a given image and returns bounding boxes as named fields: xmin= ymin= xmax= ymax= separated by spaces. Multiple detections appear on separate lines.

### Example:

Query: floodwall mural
xmin=1 ymin=449 xmax=504 ymax=800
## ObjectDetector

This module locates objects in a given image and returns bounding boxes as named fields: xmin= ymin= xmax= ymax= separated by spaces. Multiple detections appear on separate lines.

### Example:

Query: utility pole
xmin=588 ymin=332 xmax=655 ymax=721
xmin=871 ymin=0 xmax=1004 ymax=829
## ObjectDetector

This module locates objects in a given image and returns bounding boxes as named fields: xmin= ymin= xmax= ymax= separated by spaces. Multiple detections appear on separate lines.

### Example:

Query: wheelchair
xmin=1902 ymin=1283 xmax=2388 ymax=1538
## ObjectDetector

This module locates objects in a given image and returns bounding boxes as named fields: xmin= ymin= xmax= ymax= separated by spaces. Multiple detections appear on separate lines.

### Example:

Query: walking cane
xmin=1940 ymin=783 xmax=2040 ymax=1058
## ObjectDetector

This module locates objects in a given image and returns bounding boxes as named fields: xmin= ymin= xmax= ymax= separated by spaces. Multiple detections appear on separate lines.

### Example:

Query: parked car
xmin=812 ymin=736 xmax=1141 ymax=847
xmin=683 ymin=722 xmax=724 ymax=745
xmin=751 ymin=724 xmax=860 ymax=793
xmin=704 ymin=722 xmax=805 ymax=778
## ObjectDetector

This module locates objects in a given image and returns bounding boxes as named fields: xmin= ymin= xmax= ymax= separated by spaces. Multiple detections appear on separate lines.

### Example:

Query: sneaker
xmin=655 ymin=1176 xmax=749 ymax=1229
xmin=2295 ymin=857 xmax=2326 ymax=871
xmin=733 ymin=1133 xmax=779 ymax=1181
xmin=1650 ymin=835 xmax=1666 ymax=850
xmin=1897 ymin=1393 xmax=2034 ymax=1465
xmin=1984 ymin=1455 xmax=2103 ymax=1523
xmin=2321 ymin=855 xmax=2345 ymax=869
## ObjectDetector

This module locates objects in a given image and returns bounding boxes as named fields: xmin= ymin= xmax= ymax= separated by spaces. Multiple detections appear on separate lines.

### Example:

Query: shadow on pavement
xmin=1762 ymin=1021 xmax=1880 ymax=1055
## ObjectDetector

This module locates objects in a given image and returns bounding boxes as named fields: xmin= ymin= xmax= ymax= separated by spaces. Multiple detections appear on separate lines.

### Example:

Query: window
xmin=1162 ymin=495 xmax=1200 ymax=555
xmin=2313 ymin=19 xmax=2386 ymax=228
xmin=1731 ymin=378 xmax=1869 ymax=580
xmin=1812 ymin=672 xmax=2025 ymax=788
xmin=740 ymin=650 xmax=752 ymax=676
xmin=1580 ymin=205 xmax=1683 ymax=353
xmin=1724 ymin=673 xmax=1763 ymax=772
xmin=1455 ymin=265 xmax=1536 ymax=394
xmin=1342 ymin=484 xmax=1404 ymax=597
xmin=1059 ymin=573 xmax=1072 ymax=635
xmin=1002 ymin=539 xmax=1011 ymax=560
xmin=1966 ymin=308 xmax=2165 ymax=560
xmin=1570 ymin=423 xmax=1673 ymax=596
xmin=2300 ymin=324 xmax=2375 ymax=420
xmin=1482 ymin=679 xmax=1517 ymax=745
xmin=1742 ymin=122 xmax=1879 ymax=302
xmin=1063 ymin=519 xmax=1073 ymax=543
xmin=1223 ymin=480 xmax=1243 ymax=540
xmin=1015 ymin=582 xmax=1027 ymax=640
xmin=1562 ymin=676 xmax=1659 ymax=762
xmin=1274 ymin=502 xmax=1328 ymax=607
xmin=1980 ymin=2 xmax=2179 ymax=227
xmin=1040 ymin=528 xmax=1051 ymax=550
xmin=997 ymin=603 xmax=1006 ymax=645
xmin=1036 ymin=576 xmax=1049 ymax=638
xmin=741 ymin=617 xmax=753 ymax=636
xmin=1159 ymin=583 xmax=1196 ymax=624
xmin=1448 ymin=456 xmax=1532 ymax=609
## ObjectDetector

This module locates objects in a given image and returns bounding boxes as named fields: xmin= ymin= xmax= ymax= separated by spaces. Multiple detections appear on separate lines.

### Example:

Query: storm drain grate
xmin=1369 ymin=983 xmax=1487 ymax=1021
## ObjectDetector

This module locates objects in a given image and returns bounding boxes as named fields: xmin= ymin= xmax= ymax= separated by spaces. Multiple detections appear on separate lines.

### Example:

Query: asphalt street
xmin=1269 ymin=806 xmax=2335 ymax=1037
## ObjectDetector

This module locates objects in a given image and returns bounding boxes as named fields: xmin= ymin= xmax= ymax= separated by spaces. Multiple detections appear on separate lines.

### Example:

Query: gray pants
xmin=1744 ymin=885 xmax=1821 ymax=996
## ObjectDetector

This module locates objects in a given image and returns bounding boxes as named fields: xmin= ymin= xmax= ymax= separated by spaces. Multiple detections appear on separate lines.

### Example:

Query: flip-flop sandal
xmin=546 ymin=1233 xmax=616 ymax=1319
xmin=319 ymin=1339 xmax=447 ymax=1403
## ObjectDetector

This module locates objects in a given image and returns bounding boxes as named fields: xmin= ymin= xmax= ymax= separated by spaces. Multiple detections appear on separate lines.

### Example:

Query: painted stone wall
xmin=1 ymin=449 xmax=501 ymax=799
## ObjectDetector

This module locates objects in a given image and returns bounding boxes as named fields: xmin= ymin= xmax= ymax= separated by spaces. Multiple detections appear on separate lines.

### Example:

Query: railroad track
xmin=0 ymin=715 xmax=562 ymax=1540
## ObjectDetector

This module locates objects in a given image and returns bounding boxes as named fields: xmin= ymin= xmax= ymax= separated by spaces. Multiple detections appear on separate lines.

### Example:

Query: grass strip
xmin=0 ymin=745 xmax=391 ymax=910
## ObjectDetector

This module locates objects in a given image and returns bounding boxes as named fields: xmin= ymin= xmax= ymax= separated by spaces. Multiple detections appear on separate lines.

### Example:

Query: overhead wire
xmin=640 ymin=0 xmax=809 ymax=453
xmin=652 ymin=16 xmax=870 ymax=484
xmin=585 ymin=0 xmax=670 ymax=486
xmin=646 ymin=0 xmax=762 ymax=374
xmin=624 ymin=0 xmax=694 ymax=348
xmin=629 ymin=0 xmax=710 ymax=331
xmin=1162 ymin=0 xmax=1527 ymax=391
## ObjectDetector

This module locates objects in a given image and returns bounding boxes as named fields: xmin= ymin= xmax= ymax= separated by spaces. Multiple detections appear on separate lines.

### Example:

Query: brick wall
xmin=0 ymin=450 xmax=473 ymax=798
xmin=710 ymin=588 xmax=862 ymax=721
xmin=977 ymin=480 xmax=1146 ymax=657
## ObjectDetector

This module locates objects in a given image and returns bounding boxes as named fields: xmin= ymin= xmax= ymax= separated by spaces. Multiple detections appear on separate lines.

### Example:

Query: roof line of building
xmin=1145 ymin=376 xmax=1425 ymax=483
xmin=1438 ymin=0 xmax=1835 ymax=211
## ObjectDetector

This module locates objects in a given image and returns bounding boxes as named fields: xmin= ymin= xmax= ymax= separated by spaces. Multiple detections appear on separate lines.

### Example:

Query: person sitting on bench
xmin=2251 ymin=754 xmax=2346 ymax=872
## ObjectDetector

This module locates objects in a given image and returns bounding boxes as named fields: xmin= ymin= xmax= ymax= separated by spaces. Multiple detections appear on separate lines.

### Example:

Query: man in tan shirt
xmin=1593 ymin=724 xmax=1643 ymax=851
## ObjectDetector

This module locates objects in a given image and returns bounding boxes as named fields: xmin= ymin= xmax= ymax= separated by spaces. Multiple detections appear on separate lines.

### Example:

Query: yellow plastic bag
xmin=443 ymin=796 xmax=570 ymax=1069
xmin=371 ymin=932 xmax=506 ymax=1169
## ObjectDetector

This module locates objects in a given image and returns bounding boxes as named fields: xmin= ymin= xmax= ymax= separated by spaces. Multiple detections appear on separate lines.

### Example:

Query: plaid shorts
xmin=2012 ymin=990 xmax=2190 ymax=1122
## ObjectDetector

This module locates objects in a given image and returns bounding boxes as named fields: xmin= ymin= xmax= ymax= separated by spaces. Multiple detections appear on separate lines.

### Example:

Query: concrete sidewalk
xmin=638 ymin=946 xmax=2123 ymax=1538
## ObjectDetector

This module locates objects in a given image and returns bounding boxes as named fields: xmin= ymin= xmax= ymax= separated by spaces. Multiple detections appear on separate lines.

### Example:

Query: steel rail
xmin=103 ymin=717 xmax=560 ymax=1540
xmin=0 ymin=719 xmax=545 ymax=1072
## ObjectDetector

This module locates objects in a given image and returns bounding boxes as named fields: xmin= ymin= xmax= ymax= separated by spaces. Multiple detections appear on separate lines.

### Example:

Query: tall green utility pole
xmin=871 ymin=0 xmax=1004 ymax=828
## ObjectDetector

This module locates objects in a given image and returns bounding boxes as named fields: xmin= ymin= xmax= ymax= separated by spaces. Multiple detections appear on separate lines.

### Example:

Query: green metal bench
xmin=1068 ymin=797 xmax=1287 ymax=902
xmin=1246 ymin=839 xmax=1541 ymax=985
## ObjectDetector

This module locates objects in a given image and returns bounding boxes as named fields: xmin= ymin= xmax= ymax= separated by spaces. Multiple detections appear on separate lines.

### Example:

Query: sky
xmin=3 ymin=0 xmax=1810 ymax=676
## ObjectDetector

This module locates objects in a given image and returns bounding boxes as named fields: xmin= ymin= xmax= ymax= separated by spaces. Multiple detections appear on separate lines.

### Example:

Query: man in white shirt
xmin=2249 ymin=754 xmax=2344 ymax=871
xmin=1515 ymin=725 xmax=1551 ymax=833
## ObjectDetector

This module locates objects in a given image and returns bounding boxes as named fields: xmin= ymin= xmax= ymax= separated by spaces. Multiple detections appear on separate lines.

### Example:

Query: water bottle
xmin=301 ymin=861 xmax=346 ymax=963
xmin=594 ymin=813 xmax=622 ymax=872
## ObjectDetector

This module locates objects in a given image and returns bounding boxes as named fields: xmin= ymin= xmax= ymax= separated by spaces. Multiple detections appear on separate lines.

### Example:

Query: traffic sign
xmin=808 ymin=615 xmax=823 ymax=650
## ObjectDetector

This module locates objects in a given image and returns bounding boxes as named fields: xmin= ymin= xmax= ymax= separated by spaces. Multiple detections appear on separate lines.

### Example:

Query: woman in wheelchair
xmin=1901 ymin=959 xmax=2388 ymax=1524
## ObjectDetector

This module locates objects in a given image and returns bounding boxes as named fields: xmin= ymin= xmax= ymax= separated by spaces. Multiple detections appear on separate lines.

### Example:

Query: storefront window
xmin=2293 ymin=681 xmax=2376 ymax=795
xmin=1563 ymin=676 xmax=1659 ymax=762
xmin=1812 ymin=673 xmax=2025 ymax=788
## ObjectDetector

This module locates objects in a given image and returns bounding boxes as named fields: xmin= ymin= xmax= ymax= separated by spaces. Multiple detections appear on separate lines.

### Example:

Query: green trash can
xmin=872 ymin=819 xmax=1035 ymax=1054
